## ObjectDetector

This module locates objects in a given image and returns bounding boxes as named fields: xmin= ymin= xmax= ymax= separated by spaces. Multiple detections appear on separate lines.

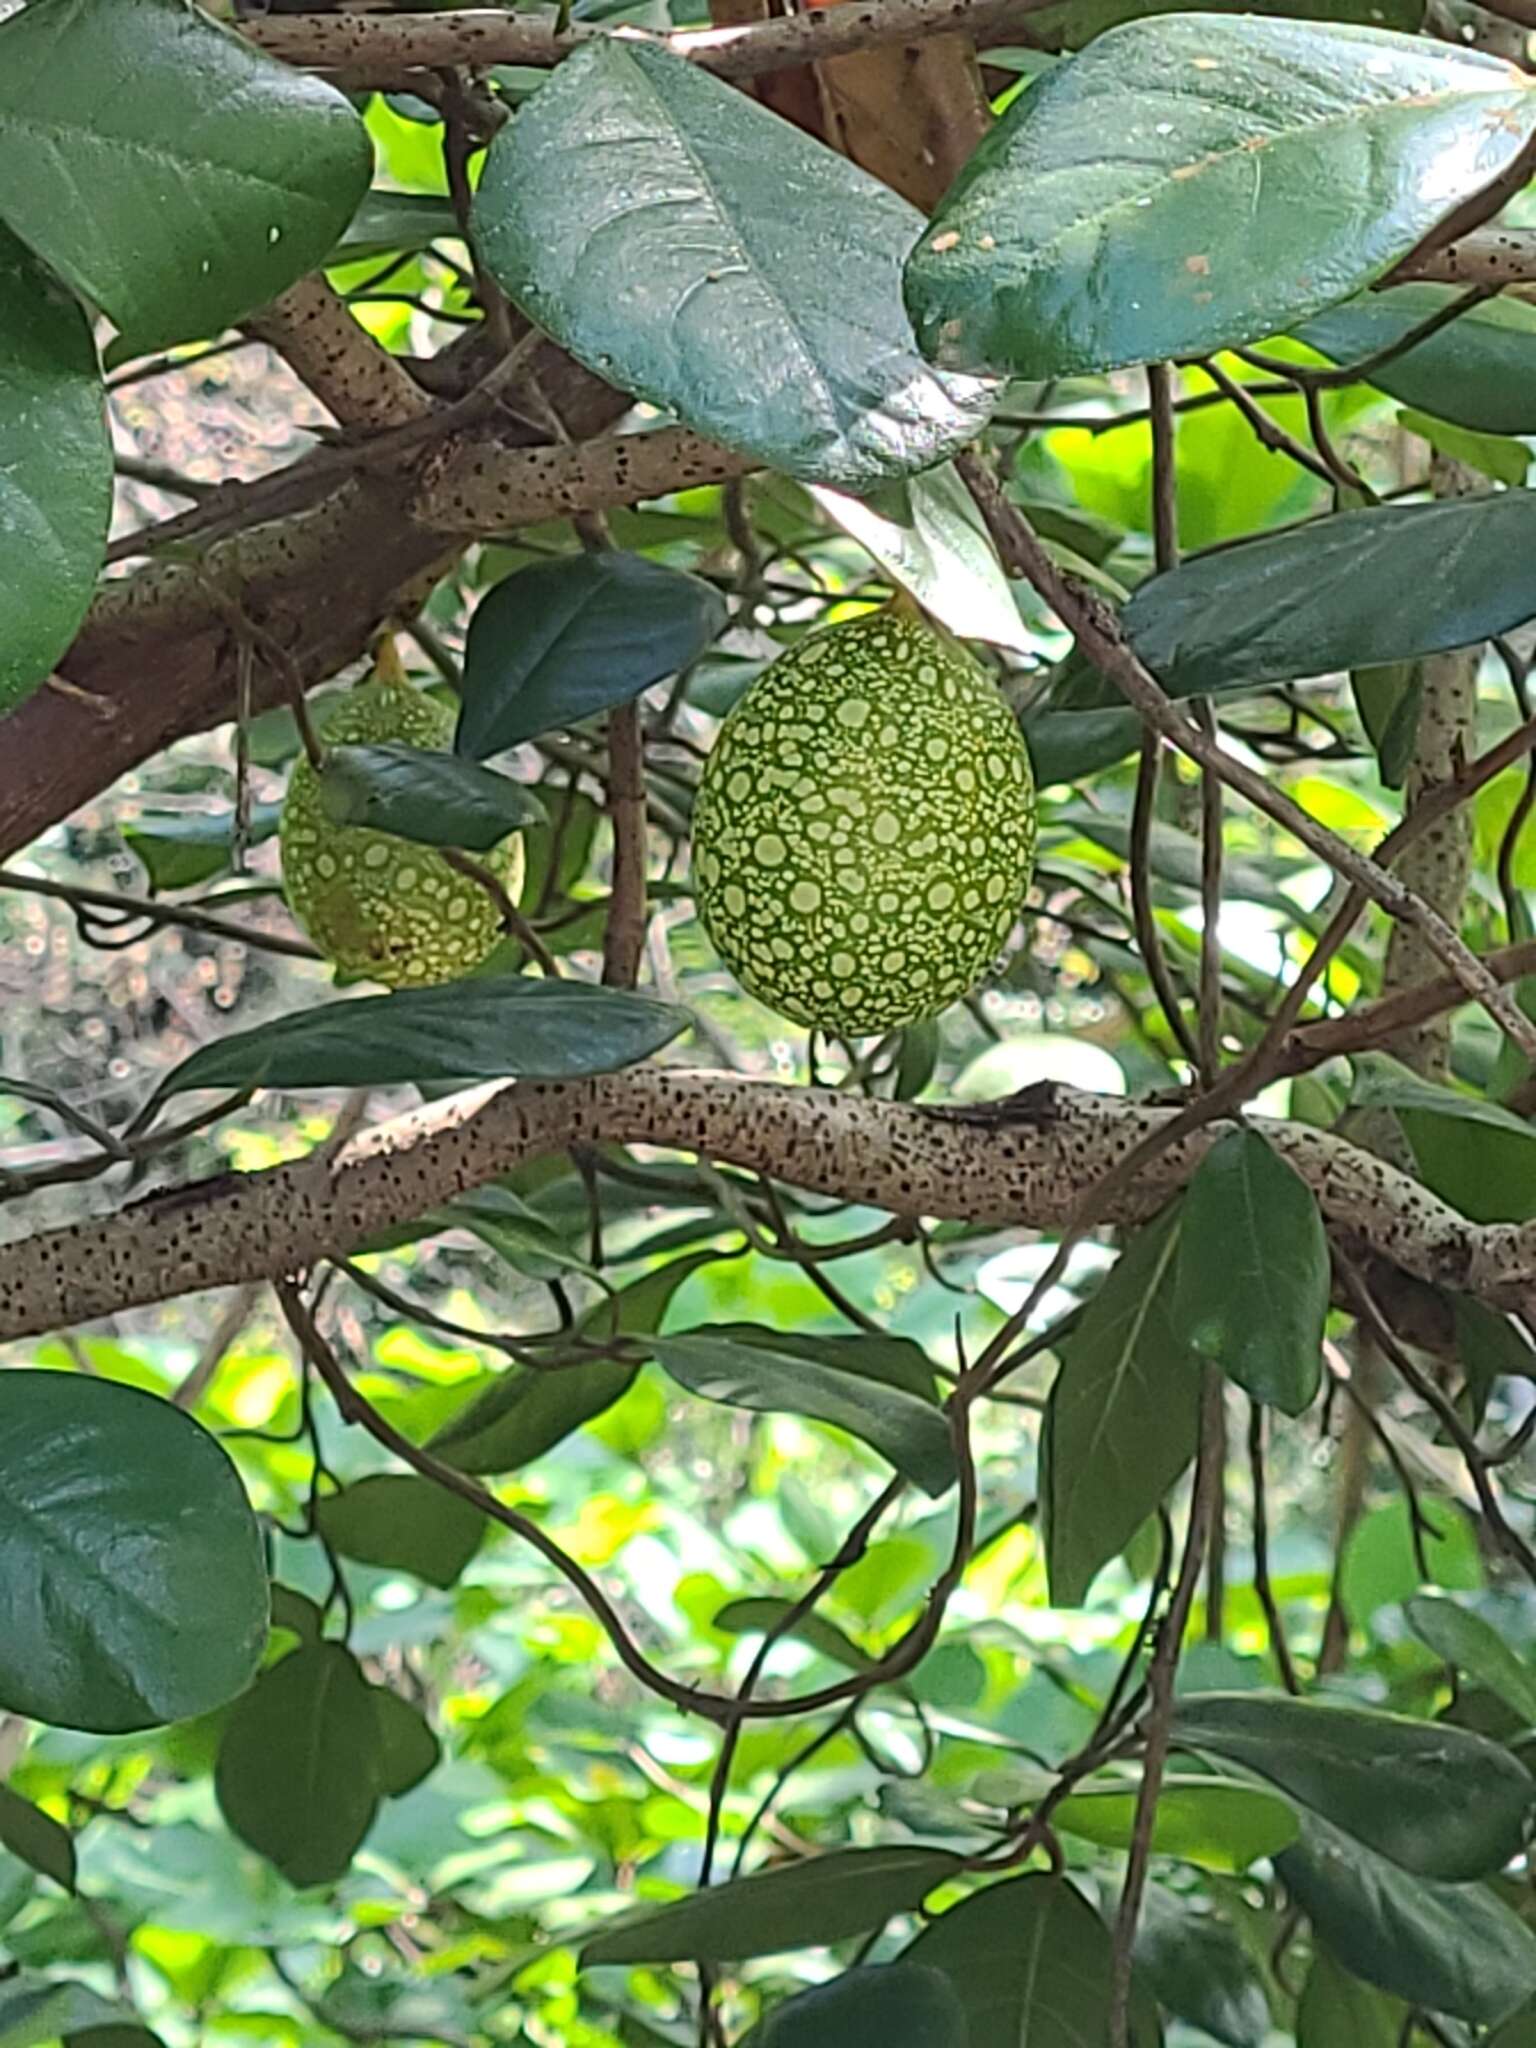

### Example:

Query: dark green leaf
xmin=370 ymin=1687 xmax=440 ymax=1798
xmin=1397 ymin=409 xmax=1529 ymax=487
xmin=907 ymin=18 xmax=1536 ymax=377
xmin=67 ymin=2030 xmax=167 ymax=2048
xmin=215 ymin=1644 xmax=383 ymax=1887
xmin=0 ymin=0 xmax=372 ymax=352
xmin=0 ymin=1789 xmax=74 ymax=1893
xmin=1173 ymin=1691 xmax=1534 ymax=1879
xmin=903 ymin=1872 xmax=1160 ymax=2047
xmin=1052 ymin=1774 xmax=1299 ymax=1871
xmin=0 ymin=1976 xmax=126 ymax=2048
xmin=1350 ymin=662 xmax=1422 ymax=791
xmin=0 ymin=1374 xmax=266 ymax=1733
xmin=1349 ymin=1051 xmax=1536 ymax=1222
xmin=473 ymin=38 xmax=995 ymax=488
xmin=268 ymin=1585 xmax=323 ymax=1644
xmin=1023 ymin=706 xmax=1144 ymax=786
xmin=318 ymin=744 xmax=545 ymax=850
xmin=457 ymin=552 xmax=726 ymax=757
xmin=1104 ymin=494 xmax=1536 ymax=705
xmin=154 ymin=975 xmax=689 ymax=1098
xmin=373 ymin=1183 xmax=597 ymax=1283
xmin=1340 ymin=1496 xmax=1482 ymax=1628
xmin=579 ymin=1846 xmax=963 ymax=1964
xmin=123 ymin=803 xmax=282 ymax=893
xmin=1405 ymin=1595 xmax=1536 ymax=1725
xmin=714 ymin=1598 xmax=875 ymax=1673
xmin=750 ymin=1964 xmax=966 ymax=2048
xmin=1488 ymin=1997 xmax=1536 ymax=2048
xmin=1277 ymin=1814 xmax=1536 ymax=2023
xmin=315 ymin=1475 xmax=484 ymax=1590
xmin=651 ymin=1332 xmax=956 ymax=1496
xmin=1455 ymin=1296 xmax=1536 ymax=1430
xmin=430 ymin=1253 xmax=717 ymax=1473
xmin=332 ymin=189 xmax=460 ymax=263
xmin=1294 ymin=285 xmax=1536 ymax=434
xmin=806 ymin=466 xmax=1029 ymax=652
xmin=1043 ymin=1205 xmax=1201 ymax=1604
xmin=1135 ymin=1899 xmax=1270 ymax=2048
xmin=1296 ymin=1947 xmax=1407 ymax=2048
xmin=0 ymin=224 xmax=111 ymax=721
xmin=1172 ymin=1130 xmax=1328 ymax=1413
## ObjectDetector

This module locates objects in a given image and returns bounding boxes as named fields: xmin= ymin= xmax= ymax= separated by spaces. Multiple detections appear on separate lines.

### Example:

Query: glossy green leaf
xmin=1405 ymin=1595 xmax=1536 ymax=1725
xmin=1278 ymin=1814 xmax=1536 ymax=2023
xmin=1397 ymin=409 xmax=1529 ymax=487
xmin=268 ymin=1584 xmax=323 ymax=1644
xmin=1135 ymin=1898 xmax=1270 ymax=2048
xmin=1090 ymin=493 xmax=1536 ymax=706
xmin=750 ymin=1964 xmax=966 ymax=2048
xmin=1173 ymin=1691 xmax=1534 ymax=1879
xmin=1349 ymin=1050 xmax=1536 ymax=1221
xmin=806 ymin=466 xmax=1030 ymax=653
xmin=154 ymin=975 xmax=689 ymax=1098
xmin=906 ymin=17 xmax=1536 ymax=378
xmin=0 ymin=1374 xmax=266 ymax=1733
xmin=372 ymin=1183 xmax=597 ymax=1283
xmin=0 ymin=1976 xmax=126 ymax=2048
xmin=318 ymin=744 xmax=545 ymax=850
xmin=370 ymin=1687 xmax=440 ymax=1799
xmin=1456 ymin=1296 xmax=1536 ymax=1430
xmin=1340 ymin=1495 xmax=1482 ymax=1627
xmin=430 ymin=1253 xmax=716 ymax=1473
xmin=0 ymin=224 xmax=111 ymax=721
xmin=1043 ymin=1204 xmax=1201 ymax=1604
xmin=215 ymin=1644 xmax=383 ymax=1887
xmin=714 ymin=1597 xmax=875 ymax=1673
xmin=67 ymin=2030 xmax=167 ymax=2048
xmin=123 ymin=802 xmax=282 ymax=893
xmin=473 ymin=38 xmax=995 ymax=489
xmin=1488 ymin=1997 xmax=1536 ymax=2048
xmin=651 ymin=1331 xmax=956 ymax=1496
xmin=1294 ymin=285 xmax=1536 ymax=433
xmin=0 ymin=1789 xmax=74 ymax=1894
xmin=332 ymin=188 xmax=460 ymax=263
xmin=580 ymin=1846 xmax=963 ymax=1964
xmin=1350 ymin=661 xmax=1422 ymax=790
xmin=904 ymin=1872 xmax=1160 ymax=2047
xmin=0 ymin=0 xmax=371 ymax=352
xmin=315 ymin=1476 xmax=485 ymax=1591
xmin=457 ymin=553 xmax=727 ymax=759
xmin=1024 ymin=706 xmax=1145 ymax=786
xmin=1053 ymin=1774 xmax=1299 ymax=1870
xmin=1296 ymin=1947 xmax=1407 ymax=2048
xmin=1172 ymin=1130 xmax=1328 ymax=1413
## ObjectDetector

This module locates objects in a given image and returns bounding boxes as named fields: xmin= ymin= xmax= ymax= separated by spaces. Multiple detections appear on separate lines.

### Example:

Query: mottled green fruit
xmin=281 ymin=679 xmax=525 ymax=989
xmin=692 ymin=607 xmax=1036 ymax=1034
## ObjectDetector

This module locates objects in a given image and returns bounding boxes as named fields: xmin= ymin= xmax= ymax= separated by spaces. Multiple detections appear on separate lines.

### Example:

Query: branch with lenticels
xmin=2 ymin=1066 xmax=1533 ymax=1346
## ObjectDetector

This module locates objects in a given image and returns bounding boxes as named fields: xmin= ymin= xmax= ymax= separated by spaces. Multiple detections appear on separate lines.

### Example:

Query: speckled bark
xmin=1381 ymin=455 xmax=1481 ymax=1079
xmin=2 ymin=1074 xmax=1533 ymax=1344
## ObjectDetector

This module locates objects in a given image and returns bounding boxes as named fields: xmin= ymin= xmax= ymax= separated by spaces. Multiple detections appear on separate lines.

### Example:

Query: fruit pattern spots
xmin=692 ymin=609 xmax=1036 ymax=1034
xmin=280 ymin=680 xmax=525 ymax=989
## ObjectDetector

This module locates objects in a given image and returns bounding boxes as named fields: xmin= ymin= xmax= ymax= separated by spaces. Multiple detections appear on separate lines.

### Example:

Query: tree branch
xmin=958 ymin=454 xmax=1536 ymax=1065
xmin=241 ymin=0 xmax=1061 ymax=86
xmin=2 ymin=1069 xmax=1533 ymax=1345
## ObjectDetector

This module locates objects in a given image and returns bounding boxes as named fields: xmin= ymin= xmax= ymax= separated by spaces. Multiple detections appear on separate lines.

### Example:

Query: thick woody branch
xmin=242 ymin=0 xmax=1057 ymax=86
xmin=240 ymin=277 xmax=435 ymax=429
xmin=0 ymin=426 xmax=748 ymax=864
xmin=1394 ymin=227 xmax=1536 ymax=292
xmin=1 ymin=1070 xmax=1532 ymax=1346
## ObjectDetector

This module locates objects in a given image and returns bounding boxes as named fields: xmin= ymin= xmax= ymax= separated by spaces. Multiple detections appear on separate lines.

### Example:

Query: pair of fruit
xmin=280 ymin=607 xmax=1037 ymax=1032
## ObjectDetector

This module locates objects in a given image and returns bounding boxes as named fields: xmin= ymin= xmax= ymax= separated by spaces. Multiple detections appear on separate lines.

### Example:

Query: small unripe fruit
xmin=692 ymin=606 xmax=1036 ymax=1034
xmin=280 ymin=676 xmax=525 ymax=988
